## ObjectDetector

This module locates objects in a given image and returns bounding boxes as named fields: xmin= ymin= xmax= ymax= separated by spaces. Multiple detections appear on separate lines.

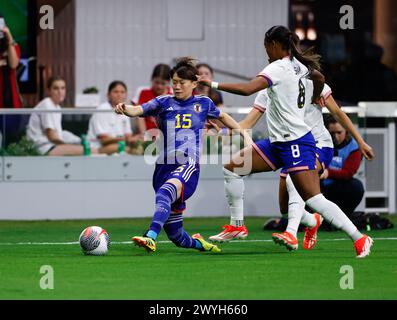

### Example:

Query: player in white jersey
xmin=208 ymin=82 xmax=373 ymax=249
xmin=198 ymin=25 xmax=375 ymax=257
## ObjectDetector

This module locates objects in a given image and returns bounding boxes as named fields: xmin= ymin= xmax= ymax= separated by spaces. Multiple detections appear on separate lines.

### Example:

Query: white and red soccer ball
xmin=79 ymin=226 xmax=110 ymax=255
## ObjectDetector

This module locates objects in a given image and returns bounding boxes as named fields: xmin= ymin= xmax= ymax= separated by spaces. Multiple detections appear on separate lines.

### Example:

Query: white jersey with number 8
xmin=254 ymin=82 xmax=334 ymax=148
xmin=256 ymin=56 xmax=312 ymax=143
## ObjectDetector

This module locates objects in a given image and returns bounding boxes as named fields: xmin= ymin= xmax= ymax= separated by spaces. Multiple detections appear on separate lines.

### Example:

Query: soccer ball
xmin=79 ymin=226 xmax=110 ymax=255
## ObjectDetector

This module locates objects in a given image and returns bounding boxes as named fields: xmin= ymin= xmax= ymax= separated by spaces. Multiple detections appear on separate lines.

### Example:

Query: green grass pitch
xmin=0 ymin=217 xmax=396 ymax=300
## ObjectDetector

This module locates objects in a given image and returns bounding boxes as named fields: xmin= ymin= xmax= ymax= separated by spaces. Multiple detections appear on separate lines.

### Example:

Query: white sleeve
xmin=40 ymin=99 xmax=60 ymax=130
xmin=257 ymin=61 xmax=284 ymax=87
xmin=253 ymin=90 xmax=268 ymax=112
xmin=90 ymin=113 xmax=109 ymax=136
xmin=322 ymin=83 xmax=332 ymax=100
xmin=41 ymin=113 xmax=59 ymax=130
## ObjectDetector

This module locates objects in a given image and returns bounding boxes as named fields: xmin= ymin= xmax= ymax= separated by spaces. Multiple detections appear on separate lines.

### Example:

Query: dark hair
xmin=151 ymin=64 xmax=171 ymax=81
xmin=170 ymin=57 xmax=198 ymax=81
xmin=324 ymin=114 xmax=338 ymax=129
xmin=196 ymin=63 xmax=214 ymax=75
xmin=108 ymin=80 xmax=127 ymax=93
xmin=264 ymin=25 xmax=321 ymax=71
xmin=47 ymin=76 xmax=65 ymax=89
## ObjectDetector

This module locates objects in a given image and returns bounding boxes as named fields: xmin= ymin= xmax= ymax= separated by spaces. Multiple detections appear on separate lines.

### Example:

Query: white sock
xmin=300 ymin=210 xmax=317 ymax=228
xmin=285 ymin=176 xmax=303 ymax=237
xmin=306 ymin=194 xmax=362 ymax=241
xmin=223 ymin=167 xmax=244 ymax=227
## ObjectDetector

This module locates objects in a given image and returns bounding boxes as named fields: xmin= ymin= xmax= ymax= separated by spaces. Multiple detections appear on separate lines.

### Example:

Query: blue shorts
xmin=253 ymin=132 xmax=317 ymax=175
xmin=316 ymin=146 xmax=334 ymax=173
xmin=280 ymin=146 xmax=334 ymax=177
xmin=153 ymin=163 xmax=200 ymax=213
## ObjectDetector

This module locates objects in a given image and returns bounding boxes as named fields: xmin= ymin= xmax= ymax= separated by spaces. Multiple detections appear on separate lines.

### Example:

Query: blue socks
xmin=164 ymin=213 xmax=203 ymax=250
xmin=146 ymin=183 xmax=202 ymax=250
xmin=147 ymin=183 xmax=178 ymax=240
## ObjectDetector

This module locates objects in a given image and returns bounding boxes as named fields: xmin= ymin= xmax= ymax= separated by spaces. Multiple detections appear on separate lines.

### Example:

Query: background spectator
xmin=27 ymin=76 xmax=96 ymax=156
xmin=195 ymin=63 xmax=224 ymax=107
xmin=320 ymin=116 xmax=365 ymax=221
xmin=87 ymin=81 xmax=139 ymax=155
xmin=133 ymin=63 xmax=172 ymax=134
xmin=0 ymin=14 xmax=22 ymax=108
xmin=0 ymin=15 xmax=24 ymax=148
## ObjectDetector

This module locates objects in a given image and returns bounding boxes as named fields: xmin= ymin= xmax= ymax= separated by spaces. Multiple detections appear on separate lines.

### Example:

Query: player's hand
xmin=312 ymin=96 xmax=325 ymax=107
xmin=114 ymin=103 xmax=126 ymax=115
xmin=359 ymin=142 xmax=375 ymax=160
xmin=196 ymin=74 xmax=212 ymax=87
xmin=320 ymin=168 xmax=329 ymax=180
xmin=205 ymin=120 xmax=221 ymax=136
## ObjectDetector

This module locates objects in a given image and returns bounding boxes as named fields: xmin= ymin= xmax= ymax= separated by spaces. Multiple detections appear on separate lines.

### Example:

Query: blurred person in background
xmin=133 ymin=63 xmax=172 ymax=135
xmin=0 ymin=15 xmax=23 ymax=148
xmin=320 ymin=116 xmax=364 ymax=224
xmin=0 ymin=14 xmax=21 ymax=108
xmin=27 ymin=76 xmax=97 ymax=156
xmin=87 ymin=80 xmax=139 ymax=155
xmin=195 ymin=63 xmax=224 ymax=108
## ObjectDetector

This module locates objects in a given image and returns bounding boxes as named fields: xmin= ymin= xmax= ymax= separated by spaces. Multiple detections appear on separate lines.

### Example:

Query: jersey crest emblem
xmin=194 ymin=103 xmax=201 ymax=112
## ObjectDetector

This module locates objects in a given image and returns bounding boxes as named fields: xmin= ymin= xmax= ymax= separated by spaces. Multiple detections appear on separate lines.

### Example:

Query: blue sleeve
xmin=207 ymin=100 xmax=221 ymax=119
xmin=141 ymin=98 xmax=162 ymax=117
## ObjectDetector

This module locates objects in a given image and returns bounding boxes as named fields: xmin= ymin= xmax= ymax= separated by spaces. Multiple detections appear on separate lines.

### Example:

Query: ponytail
xmin=265 ymin=25 xmax=322 ymax=71
xmin=290 ymin=35 xmax=322 ymax=71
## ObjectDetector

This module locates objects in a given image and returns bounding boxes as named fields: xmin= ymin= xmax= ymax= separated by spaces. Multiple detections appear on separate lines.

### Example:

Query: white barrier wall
xmin=75 ymin=0 xmax=288 ymax=107
xmin=0 ymin=156 xmax=280 ymax=220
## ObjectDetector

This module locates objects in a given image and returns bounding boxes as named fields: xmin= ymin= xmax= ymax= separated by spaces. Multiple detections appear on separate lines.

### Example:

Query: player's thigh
xmin=224 ymin=145 xmax=273 ymax=176
xmin=49 ymin=144 xmax=83 ymax=156
xmin=279 ymin=177 xmax=289 ymax=214
xmin=289 ymin=170 xmax=321 ymax=201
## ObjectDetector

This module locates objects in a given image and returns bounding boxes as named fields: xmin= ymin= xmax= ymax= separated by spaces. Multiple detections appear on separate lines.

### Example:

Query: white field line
xmin=0 ymin=237 xmax=396 ymax=246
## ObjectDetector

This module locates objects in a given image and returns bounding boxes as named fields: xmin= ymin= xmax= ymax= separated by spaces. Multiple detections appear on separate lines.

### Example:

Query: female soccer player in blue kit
xmin=115 ymin=57 xmax=252 ymax=253
xmin=198 ymin=26 xmax=374 ymax=258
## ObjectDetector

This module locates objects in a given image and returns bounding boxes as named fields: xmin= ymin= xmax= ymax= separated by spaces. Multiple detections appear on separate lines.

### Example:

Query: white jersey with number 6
xmin=304 ymin=82 xmax=333 ymax=148
xmin=256 ymin=56 xmax=311 ymax=143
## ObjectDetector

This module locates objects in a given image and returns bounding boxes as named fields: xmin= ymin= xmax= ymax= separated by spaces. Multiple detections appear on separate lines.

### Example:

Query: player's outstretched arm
xmin=218 ymin=111 xmax=253 ymax=146
xmin=239 ymin=108 xmax=264 ymax=129
xmin=325 ymin=95 xmax=375 ymax=160
xmin=197 ymin=75 xmax=268 ymax=96
xmin=206 ymin=108 xmax=263 ymax=136
xmin=114 ymin=103 xmax=144 ymax=118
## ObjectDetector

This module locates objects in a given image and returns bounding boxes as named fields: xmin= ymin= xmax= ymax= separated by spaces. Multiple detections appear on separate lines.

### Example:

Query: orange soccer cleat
xmin=272 ymin=231 xmax=298 ymax=251
xmin=354 ymin=235 xmax=374 ymax=258
xmin=303 ymin=213 xmax=323 ymax=250
xmin=209 ymin=224 xmax=248 ymax=242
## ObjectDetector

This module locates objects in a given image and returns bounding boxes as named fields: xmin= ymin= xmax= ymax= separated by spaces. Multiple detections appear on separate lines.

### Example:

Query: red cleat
xmin=272 ymin=231 xmax=298 ymax=251
xmin=354 ymin=235 xmax=374 ymax=258
xmin=209 ymin=224 xmax=248 ymax=242
xmin=303 ymin=213 xmax=323 ymax=250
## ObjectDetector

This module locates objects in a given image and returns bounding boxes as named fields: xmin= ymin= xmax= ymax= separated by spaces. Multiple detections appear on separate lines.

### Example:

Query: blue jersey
xmin=141 ymin=94 xmax=221 ymax=164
